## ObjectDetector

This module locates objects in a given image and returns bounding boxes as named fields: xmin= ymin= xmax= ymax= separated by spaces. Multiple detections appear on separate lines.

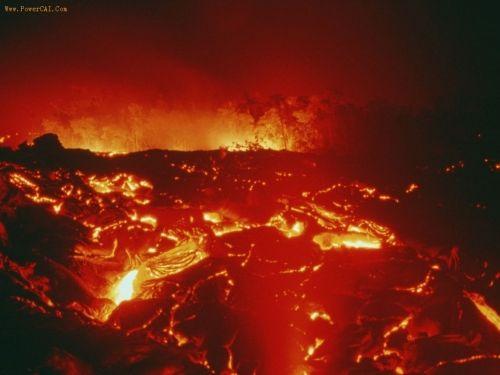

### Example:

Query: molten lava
xmin=111 ymin=269 xmax=139 ymax=305
xmin=465 ymin=291 xmax=500 ymax=331
xmin=0 ymin=136 xmax=498 ymax=374
xmin=313 ymin=232 xmax=381 ymax=250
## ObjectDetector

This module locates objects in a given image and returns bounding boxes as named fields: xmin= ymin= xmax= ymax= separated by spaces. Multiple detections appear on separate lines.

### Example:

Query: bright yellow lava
xmin=203 ymin=211 xmax=224 ymax=224
xmin=267 ymin=214 xmax=305 ymax=238
xmin=111 ymin=269 xmax=138 ymax=305
xmin=465 ymin=291 xmax=500 ymax=331
xmin=313 ymin=232 xmax=381 ymax=250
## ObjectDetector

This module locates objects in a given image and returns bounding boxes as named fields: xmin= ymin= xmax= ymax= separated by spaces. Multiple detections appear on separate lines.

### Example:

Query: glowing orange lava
xmin=1 ymin=142 xmax=498 ymax=374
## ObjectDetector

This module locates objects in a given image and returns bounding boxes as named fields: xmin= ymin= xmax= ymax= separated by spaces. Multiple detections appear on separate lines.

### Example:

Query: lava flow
xmin=0 ymin=134 xmax=498 ymax=374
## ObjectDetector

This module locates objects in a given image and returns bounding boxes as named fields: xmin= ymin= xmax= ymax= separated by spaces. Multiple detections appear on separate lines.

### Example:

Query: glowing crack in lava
xmin=0 ymin=136 xmax=498 ymax=374
xmin=464 ymin=291 xmax=500 ymax=331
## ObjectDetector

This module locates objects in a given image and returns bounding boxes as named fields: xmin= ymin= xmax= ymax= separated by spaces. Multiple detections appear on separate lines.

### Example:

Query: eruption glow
xmin=39 ymin=97 xmax=333 ymax=152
